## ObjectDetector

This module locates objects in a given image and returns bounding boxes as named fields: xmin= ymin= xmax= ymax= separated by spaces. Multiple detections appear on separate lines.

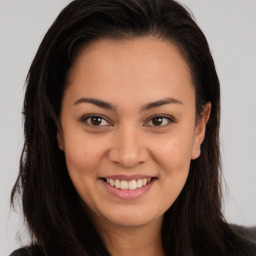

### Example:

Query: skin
xmin=58 ymin=37 xmax=211 ymax=256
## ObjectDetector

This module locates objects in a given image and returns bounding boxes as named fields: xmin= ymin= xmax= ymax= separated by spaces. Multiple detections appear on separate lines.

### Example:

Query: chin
xmin=101 ymin=207 xmax=163 ymax=228
xmin=109 ymin=216 xmax=154 ymax=228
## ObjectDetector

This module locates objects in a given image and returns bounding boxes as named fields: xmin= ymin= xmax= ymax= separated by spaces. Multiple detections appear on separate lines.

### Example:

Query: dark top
xmin=9 ymin=246 xmax=44 ymax=256
xmin=9 ymin=225 xmax=256 ymax=256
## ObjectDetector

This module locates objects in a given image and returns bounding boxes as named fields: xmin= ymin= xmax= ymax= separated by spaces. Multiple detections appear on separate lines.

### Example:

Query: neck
xmin=95 ymin=217 xmax=165 ymax=256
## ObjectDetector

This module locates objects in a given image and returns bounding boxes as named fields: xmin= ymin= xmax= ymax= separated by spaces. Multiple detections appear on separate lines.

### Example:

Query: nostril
xmin=108 ymin=145 xmax=149 ymax=168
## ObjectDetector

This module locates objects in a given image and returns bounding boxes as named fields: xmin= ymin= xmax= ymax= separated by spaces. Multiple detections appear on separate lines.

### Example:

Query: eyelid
xmin=80 ymin=114 xmax=176 ymax=128
xmin=80 ymin=114 xmax=112 ymax=127
xmin=144 ymin=114 xmax=176 ymax=127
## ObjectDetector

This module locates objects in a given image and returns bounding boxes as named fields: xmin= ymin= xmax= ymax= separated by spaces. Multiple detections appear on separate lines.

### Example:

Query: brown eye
xmin=152 ymin=117 xmax=164 ymax=126
xmin=91 ymin=116 xmax=103 ymax=126
xmin=146 ymin=115 xmax=174 ymax=127
xmin=81 ymin=115 xmax=110 ymax=127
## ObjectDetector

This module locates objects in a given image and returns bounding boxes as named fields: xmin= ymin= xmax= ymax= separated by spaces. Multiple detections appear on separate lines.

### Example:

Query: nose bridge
xmin=108 ymin=123 xmax=148 ymax=168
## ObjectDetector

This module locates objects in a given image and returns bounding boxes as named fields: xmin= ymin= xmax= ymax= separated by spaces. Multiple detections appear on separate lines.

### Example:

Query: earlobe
xmin=191 ymin=148 xmax=200 ymax=160
xmin=192 ymin=102 xmax=211 ymax=160
xmin=57 ymin=131 xmax=64 ymax=151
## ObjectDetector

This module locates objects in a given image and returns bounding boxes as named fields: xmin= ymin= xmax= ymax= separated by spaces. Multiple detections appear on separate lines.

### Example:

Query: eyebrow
xmin=73 ymin=97 xmax=183 ymax=111
xmin=74 ymin=97 xmax=117 ymax=110
xmin=141 ymin=97 xmax=183 ymax=111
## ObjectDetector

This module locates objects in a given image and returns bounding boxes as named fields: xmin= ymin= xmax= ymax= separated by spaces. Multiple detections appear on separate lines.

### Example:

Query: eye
xmin=81 ymin=115 xmax=111 ymax=127
xmin=146 ymin=115 xmax=175 ymax=127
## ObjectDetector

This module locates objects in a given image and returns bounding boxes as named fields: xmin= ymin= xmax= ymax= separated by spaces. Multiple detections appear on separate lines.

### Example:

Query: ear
xmin=57 ymin=131 xmax=64 ymax=151
xmin=191 ymin=102 xmax=211 ymax=160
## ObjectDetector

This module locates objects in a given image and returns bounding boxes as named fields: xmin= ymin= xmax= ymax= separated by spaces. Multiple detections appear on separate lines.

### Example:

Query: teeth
xmin=114 ymin=179 xmax=121 ymax=188
xmin=120 ymin=180 xmax=129 ymax=189
xmin=142 ymin=178 xmax=148 ymax=186
xmin=129 ymin=180 xmax=137 ymax=190
xmin=137 ymin=179 xmax=143 ymax=188
xmin=105 ymin=178 xmax=153 ymax=190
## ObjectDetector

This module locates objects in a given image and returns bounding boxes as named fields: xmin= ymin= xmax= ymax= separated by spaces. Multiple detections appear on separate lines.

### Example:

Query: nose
xmin=108 ymin=125 xmax=149 ymax=168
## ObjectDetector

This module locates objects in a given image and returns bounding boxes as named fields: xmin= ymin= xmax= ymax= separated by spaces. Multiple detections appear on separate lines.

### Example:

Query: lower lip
xmin=100 ymin=179 xmax=157 ymax=200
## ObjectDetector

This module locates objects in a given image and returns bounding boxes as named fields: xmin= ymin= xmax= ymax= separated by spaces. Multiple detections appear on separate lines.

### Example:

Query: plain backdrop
xmin=0 ymin=0 xmax=255 ymax=255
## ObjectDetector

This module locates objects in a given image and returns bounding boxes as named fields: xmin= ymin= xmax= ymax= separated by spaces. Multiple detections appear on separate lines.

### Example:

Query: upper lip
xmin=101 ymin=174 xmax=156 ymax=181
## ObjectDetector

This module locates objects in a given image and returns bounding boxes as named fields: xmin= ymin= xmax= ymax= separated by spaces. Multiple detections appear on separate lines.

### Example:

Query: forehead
xmin=65 ymin=37 xmax=194 ymax=109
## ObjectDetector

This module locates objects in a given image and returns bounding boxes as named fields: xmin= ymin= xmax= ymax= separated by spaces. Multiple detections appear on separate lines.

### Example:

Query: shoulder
xmin=232 ymin=224 xmax=256 ymax=243
xmin=9 ymin=246 xmax=44 ymax=256
xmin=9 ymin=248 xmax=29 ymax=256
xmin=230 ymin=224 xmax=256 ymax=255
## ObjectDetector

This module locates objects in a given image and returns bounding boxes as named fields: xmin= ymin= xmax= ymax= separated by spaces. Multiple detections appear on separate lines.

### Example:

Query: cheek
xmin=63 ymin=135 xmax=108 ymax=205
xmin=149 ymin=131 xmax=194 ymax=206
xmin=151 ymin=132 xmax=194 ymax=173
xmin=64 ymin=134 xmax=107 ymax=173
xmin=62 ymin=137 xmax=108 ymax=211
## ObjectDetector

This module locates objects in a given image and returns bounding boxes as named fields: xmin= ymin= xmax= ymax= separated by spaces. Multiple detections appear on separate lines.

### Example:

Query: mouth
xmin=100 ymin=177 xmax=158 ymax=190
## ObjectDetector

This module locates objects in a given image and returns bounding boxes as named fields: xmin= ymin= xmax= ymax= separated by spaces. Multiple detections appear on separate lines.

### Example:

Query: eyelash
xmin=81 ymin=115 xmax=111 ymax=128
xmin=80 ymin=114 xmax=176 ymax=128
xmin=145 ymin=115 xmax=175 ymax=127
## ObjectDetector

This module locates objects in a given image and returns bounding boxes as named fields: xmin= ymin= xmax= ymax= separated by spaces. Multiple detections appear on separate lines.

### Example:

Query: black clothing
xmin=9 ymin=225 xmax=256 ymax=256
xmin=9 ymin=248 xmax=29 ymax=256
xmin=9 ymin=246 xmax=44 ymax=256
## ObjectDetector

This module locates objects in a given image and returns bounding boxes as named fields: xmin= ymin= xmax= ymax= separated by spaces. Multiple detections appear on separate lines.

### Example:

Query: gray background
xmin=0 ymin=0 xmax=255 ymax=255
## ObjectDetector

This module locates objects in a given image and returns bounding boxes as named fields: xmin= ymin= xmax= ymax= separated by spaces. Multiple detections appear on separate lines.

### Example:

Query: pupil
xmin=91 ymin=117 xmax=102 ymax=126
xmin=152 ymin=117 xmax=162 ymax=126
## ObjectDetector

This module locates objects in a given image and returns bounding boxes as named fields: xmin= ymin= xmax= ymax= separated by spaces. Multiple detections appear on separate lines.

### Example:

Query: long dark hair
xmin=11 ymin=0 xmax=251 ymax=255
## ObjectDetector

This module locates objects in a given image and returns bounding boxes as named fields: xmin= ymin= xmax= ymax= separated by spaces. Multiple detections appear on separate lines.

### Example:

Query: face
xmin=58 ymin=37 xmax=210 ymax=229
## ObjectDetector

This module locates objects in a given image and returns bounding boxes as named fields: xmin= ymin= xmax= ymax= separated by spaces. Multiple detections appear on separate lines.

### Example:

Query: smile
xmin=100 ymin=176 xmax=157 ymax=200
xmin=105 ymin=178 xmax=152 ymax=190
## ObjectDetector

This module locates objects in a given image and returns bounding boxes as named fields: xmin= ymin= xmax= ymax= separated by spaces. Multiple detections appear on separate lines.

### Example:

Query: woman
xmin=10 ymin=0 xmax=256 ymax=255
